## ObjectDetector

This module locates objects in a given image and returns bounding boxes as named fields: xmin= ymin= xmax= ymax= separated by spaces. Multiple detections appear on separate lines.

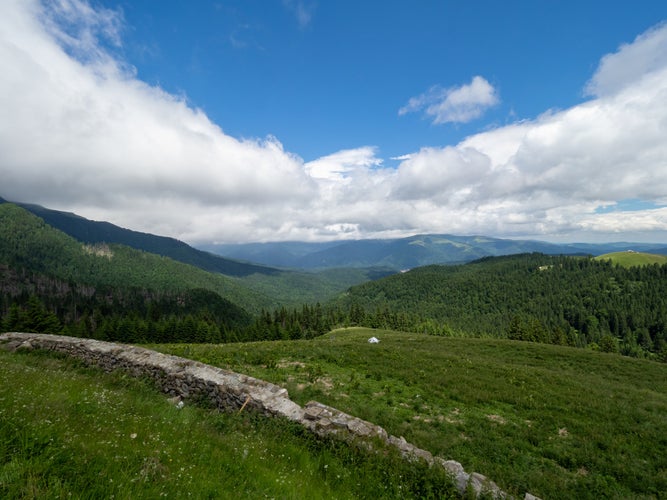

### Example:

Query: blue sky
xmin=2 ymin=0 xmax=667 ymax=243
xmin=106 ymin=0 xmax=666 ymax=161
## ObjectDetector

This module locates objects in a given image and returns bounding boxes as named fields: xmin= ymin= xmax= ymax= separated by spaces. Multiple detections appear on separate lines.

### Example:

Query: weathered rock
xmin=468 ymin=472 xmax=505 ymax=499
xmin=0 ymin=339 xmax=23 ymax=351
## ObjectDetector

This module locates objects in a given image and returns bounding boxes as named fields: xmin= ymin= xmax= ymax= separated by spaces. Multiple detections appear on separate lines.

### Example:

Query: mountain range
xmin=3 ymin=196 xmax=666 ymax=271
xmin=201 ymin=235 xmax=667 ymax=270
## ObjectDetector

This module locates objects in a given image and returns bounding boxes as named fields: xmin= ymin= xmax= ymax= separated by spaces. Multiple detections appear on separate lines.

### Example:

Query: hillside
xmin=335 ymin=253 xmax=667 ymax=359
xmin=0 ymin=203 xmax=270 ymax=307
xmin=0 ymin=204 xmax=271 ymax=339
xmin=3 ymin=329 xmax=665 ymax=498
xmin=595 ymin=250 xmax=667 ymax=267
xmin=154 ymin=328 xmax=667 ymax=499
xmin=0 ymin=344 xmax=456 ymax=498
xmin=0 ymin=198 xmax=385 ymax=308
xmin=3 ymin=206 xmax=666 ymax=358
xmin=0 ymin=197 xmax=278 ymax=278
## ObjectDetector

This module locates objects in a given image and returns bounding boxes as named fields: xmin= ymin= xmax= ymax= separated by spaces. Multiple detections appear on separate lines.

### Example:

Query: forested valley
xmin=1 ymin=203 xmax=666 ymax=361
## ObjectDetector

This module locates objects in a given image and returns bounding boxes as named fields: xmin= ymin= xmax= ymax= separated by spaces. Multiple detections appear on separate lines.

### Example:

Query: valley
xmin=1 ymin=199 xmax=666 ymax=498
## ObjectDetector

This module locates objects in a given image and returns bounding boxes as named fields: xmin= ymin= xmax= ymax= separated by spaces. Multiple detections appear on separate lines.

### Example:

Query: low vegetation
xmin=595 ymin=250 xmax=667 ymax=267
xmin=155 ymin=328 xmax=667 ymax=499
xmin=0 ymin=348 xmax=458 ymax=499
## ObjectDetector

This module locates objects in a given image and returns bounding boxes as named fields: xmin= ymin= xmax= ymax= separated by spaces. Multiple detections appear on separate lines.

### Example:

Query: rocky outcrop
xmin=0 ymin=332 xmax=539 ymax=499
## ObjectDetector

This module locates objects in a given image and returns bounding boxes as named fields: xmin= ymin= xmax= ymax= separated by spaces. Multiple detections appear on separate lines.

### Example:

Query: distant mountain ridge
xmin=202 ymin=234 xmax=667 ymax=270
xmin=3 ymin=196 xmax=666 ymax=271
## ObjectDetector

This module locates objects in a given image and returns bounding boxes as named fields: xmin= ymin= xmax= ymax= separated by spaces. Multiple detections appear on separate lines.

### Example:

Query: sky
xmin=2 ymin=0 xmax=667 ymax=244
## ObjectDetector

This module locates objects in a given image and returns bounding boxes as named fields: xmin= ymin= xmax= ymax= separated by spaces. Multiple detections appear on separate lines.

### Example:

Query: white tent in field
xmin=368 ymin=336 xmax=380 ymax=344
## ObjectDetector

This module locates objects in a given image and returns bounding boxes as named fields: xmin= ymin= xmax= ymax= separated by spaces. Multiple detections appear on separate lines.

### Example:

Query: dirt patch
xmin=412 ymin=415 xmax=433 ymax=423
xmin=277 ymin=360 xmax=306 ymax=369
xmin=444 ymin=408 xmax=463 ymax=425
xmin=486 ymin=414 xmax=506 ymax=425
xmin=318 ymin=377 xmax=335 ymax=392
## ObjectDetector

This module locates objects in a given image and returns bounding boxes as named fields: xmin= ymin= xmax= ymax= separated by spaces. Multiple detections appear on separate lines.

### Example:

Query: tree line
xmin=2 ymin=252 xmax=667 ymax=362
xmin=335 ymin=253 xmax=667 ymax=361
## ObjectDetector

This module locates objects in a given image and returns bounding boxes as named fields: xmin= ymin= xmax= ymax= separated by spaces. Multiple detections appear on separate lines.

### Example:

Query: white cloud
xmin=0 ymin=0 xmax=315 ymax=241
xmin=399 ymin=76 xmax=499 ymax=124
xmin=1 ymin=1 xmax=667 ymax=244
xmin=40 ymin=0 xmax=124 ymax=62
xmin=585 ymin=21 xmax=667 ymax=98
xmin=388 ymin=47 xmax=667 ymax=239
xmin=305 ymin=146 xmax=382 ymax=182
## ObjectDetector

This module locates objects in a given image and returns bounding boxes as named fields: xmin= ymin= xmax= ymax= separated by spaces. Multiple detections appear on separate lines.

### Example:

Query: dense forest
xmin=1 ymin=203 xmax=666 ymax=361
xmin=336 ymin=253 xmax=667 ymax=360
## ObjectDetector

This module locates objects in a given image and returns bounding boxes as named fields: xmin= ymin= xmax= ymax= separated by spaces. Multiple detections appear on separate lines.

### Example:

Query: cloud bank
xmin=1 ymin=0 xmax=666 ymax=243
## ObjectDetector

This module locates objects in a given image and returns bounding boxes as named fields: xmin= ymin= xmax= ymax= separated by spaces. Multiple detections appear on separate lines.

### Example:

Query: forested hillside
xmin=0 ymin=204 xmax=358 ymax=343
xmin=2 ymin=202 xmax=667 ymax=361
xmin=0 ymin=204 xmax=272 ymax=308
xmin=0 ymin=200 xmax=383 ymax=309
xmin=0 ymin=204 xmax=266 ymax=341
xmin=0 ymin=197 xmax=279 ymax=278
xmin=337 ymin=253 xmax=667 ymax=360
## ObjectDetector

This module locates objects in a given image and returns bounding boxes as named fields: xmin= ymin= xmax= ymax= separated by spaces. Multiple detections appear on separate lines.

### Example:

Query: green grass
xmin=595 ymin=251 xmax=667 ymax=267
xmin=0 ymin=348 xmax=458 ymax=499
xmin=154 ymin=328 xmax=667 ymax=499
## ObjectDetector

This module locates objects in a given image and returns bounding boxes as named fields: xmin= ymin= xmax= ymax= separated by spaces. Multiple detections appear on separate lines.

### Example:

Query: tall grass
xmin=0 ymin=348 xmax=458 ymax=499
xmin=155 ymin=328 xmax=667 ymax=499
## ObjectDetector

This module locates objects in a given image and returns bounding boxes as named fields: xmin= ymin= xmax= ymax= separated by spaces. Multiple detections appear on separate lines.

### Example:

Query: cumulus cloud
xmin=1 ymin=0 xmax=667 ymax=244
xmin=0 ymin=0 xmax=315 ymax=241
xmin=399 ymin=76 xmax=499 ymax=124
xmin=389 ymin=45 xmax=667 ymax=239
xmin=585 ymin=21 xmax=667 ymax=97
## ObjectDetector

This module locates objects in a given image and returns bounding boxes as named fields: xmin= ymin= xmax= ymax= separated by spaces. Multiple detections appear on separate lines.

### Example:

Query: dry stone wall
xmin=1 ymin=332 xmax=538 ymax=499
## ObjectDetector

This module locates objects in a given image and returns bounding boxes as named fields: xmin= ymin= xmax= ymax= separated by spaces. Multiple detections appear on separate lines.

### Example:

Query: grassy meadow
xmin=594 ymin=251 xmax=667 ymax=267
xmin=155 ymin=328 xmax=667 ymax=499
xmin=2 ymin=328 xmax=666 ymax=499
xmin=0 ymin=347 xmax=457 ymax=499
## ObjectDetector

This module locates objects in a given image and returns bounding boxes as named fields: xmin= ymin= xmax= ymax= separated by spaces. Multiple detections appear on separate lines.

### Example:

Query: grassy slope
xmin=595 ymin=251 xmax=667 ymax=267
xmin=0 ymin=349 xmax=457 ymax=499
xmin=155 ymin=329 xmax=667 ymax=499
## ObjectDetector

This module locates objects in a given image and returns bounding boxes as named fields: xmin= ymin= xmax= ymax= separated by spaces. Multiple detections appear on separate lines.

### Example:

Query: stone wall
xmin=1 ymin=332 xmax=537 ymax=499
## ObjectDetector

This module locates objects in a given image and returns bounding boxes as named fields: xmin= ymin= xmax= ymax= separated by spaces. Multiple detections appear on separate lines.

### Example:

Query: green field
xmin=2 ymin=329 xmax=667 ymax=498
xmin=595 ymin=250 xmax=667 ymax=267
xmin=155 ymin=328 xmax=667 ymax=499
xmin=0 ymin=347 xmax=457 ymax=499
